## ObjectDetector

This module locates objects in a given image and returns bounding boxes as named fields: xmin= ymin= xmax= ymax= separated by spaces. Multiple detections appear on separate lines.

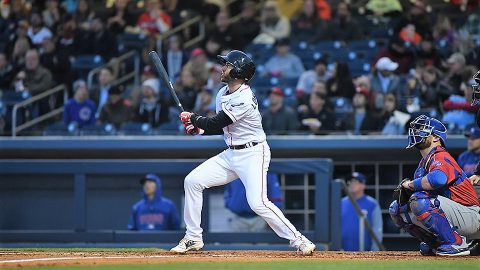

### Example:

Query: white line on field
xmin=0 ymin=255 xmax=178 ymax=264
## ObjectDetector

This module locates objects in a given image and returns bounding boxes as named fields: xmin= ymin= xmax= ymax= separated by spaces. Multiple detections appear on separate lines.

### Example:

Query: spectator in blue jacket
xmin=224 ymin=173 xmax=283 ymax=232
xmin=128 ymin=174 xmax=180 ymax=231
xmin=341 ymin=172 xmax=383 ymax=251
xmin=63 ymin=79 xmax=96 ymax=128
xmin=458 ymin=127 xmax=480 ymax=177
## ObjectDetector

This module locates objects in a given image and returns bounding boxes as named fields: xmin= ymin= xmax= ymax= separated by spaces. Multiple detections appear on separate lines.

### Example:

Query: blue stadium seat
xmin=120 ymin=122 xmax=152 ymax=135
xmin=72 ymin=55 xmax=104 ymax=79
xmin=43 ymin=122 xmax=78 ymax=136
xmin=117 ymin=33 xmax=148 ymax=53
xmin=349 ymin=61 xmax=371 ymax=77
xmin=314 ymin=41 xmax=343 ymax=51
xmin=329 ymin=96 xmax=353 ymax=114
xmin=79 ymin=123 xmax=116 ymax=135
xmin=348 ymin=40 xmax=378 ymax=51
xmin=72 ymin=55 xmax=104 ymax=70
xmin=250 ymin=76 xmax=281 ymax=88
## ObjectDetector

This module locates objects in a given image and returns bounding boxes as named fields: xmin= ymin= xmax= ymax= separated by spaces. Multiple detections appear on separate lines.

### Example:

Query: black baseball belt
xmin=228 ymin=142 xmax=259 ymax=150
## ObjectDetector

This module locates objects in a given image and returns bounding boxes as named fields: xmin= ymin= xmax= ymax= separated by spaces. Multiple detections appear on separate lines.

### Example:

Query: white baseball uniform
xmin=183 ymin=83 xmax=303 ymax=243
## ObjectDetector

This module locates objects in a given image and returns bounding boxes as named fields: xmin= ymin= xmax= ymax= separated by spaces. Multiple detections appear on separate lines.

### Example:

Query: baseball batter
xmin=389 ymin=115 xmax=480 ymax=256
xmin=170 ymin=50 xmax=316 ymax=255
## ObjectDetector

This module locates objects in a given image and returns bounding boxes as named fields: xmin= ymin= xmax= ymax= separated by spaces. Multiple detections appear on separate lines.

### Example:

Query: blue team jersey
xmin=224 ymin=173 xmax=282 ymax=217
xmin=128 ymin=176 xmax=180 ymax=230
xmin=63 ymin=99 xmax=96 ymax=127
xmin=341 ymin=195 xmax=382 ymax=251
xmin=457 ymin=150 xmax=480 ymax=177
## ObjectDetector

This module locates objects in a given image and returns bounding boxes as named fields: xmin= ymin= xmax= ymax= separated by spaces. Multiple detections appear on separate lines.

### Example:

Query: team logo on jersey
xmin=252 ymin=93 xmax=258 ymax=106
xmin=231 ymin=103 xmax=244 ymax=107
xmin=431 ymin=160 xmax=443 ymax=168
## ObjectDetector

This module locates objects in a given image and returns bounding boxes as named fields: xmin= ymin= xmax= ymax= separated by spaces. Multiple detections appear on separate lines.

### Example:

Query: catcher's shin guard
xmin=409 ymin=192 xmax=460 ymax=245
xmin=390 ymin=200 xmax=438 ymax=246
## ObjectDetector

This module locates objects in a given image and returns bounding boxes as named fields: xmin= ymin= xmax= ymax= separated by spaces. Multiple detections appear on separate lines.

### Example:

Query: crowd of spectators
xmin=0 ymin=0 xmax=479 ymax=135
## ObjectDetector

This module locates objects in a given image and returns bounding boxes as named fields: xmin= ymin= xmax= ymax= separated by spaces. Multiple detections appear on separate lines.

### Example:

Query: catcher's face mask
xmin=472 ymin=70 xmax=480 ymax=106
xmin=407 ymin=115 xmax=433 ymax=149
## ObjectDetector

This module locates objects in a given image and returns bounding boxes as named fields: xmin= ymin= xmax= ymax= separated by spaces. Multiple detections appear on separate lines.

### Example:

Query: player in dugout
xmin=389 ymin=115 xmax=480 ymax=256
xmin=128 ymin=174 xmax=180 ymax=231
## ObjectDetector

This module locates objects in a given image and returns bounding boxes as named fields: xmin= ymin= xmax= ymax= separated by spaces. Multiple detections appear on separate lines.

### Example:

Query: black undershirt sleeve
xmin=191 ymin=110 xmax=233 ymax=135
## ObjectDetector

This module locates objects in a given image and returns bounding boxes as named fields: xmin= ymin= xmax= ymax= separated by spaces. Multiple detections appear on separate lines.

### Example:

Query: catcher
xmin=389 ymin=115 xmax=480 ymax=256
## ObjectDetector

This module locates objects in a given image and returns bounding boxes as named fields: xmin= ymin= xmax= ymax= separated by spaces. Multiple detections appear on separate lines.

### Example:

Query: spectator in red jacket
xmin=136 ymin=0 xmax=171 ymax=35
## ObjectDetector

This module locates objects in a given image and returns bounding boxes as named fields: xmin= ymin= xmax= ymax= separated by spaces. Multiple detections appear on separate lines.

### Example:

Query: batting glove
xmin=183 ymin=122 xmax=204 ymax=135
xmin=180 ymin=111 xmax=193 ymax=124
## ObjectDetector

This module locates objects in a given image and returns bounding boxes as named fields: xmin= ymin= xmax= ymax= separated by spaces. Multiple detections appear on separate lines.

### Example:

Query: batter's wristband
xmin=412 ymin=177 xmax=423 ymax=191
xmin=190 ymin=113 xmax=201 ymax=127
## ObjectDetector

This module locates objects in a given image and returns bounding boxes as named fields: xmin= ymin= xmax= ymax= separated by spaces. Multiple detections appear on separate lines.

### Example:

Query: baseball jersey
xmin=127 ymin=176 xmax=180 ymax=231
xmin=414 ymin=147 xmax=480 ymax=206
xmin=216 ymin=84 xmax=266 ymax=146
xmin=457 ymin=150 xmax=480 ymax=177
xmin=341 ymin=195 xmax=382 ymax=251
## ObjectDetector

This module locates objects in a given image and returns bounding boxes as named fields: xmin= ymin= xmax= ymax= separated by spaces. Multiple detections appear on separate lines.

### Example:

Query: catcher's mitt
xmin=393 ymin=178 xmax=413 ymax=206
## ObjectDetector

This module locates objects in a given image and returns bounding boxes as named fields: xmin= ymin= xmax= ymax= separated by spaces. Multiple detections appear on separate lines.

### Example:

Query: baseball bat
xmin=148 ymin=51 xmax=185 ymax=112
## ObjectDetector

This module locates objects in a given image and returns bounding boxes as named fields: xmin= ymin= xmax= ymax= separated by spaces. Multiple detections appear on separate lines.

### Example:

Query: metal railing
xmin=335 ymin=178 xmax=386 ymax=251
xmin=11 ymin=84 xmax=68 ymax=137
xmin=156 ymin=16 xmax=205 ymax=51
xmin=229 ymin=0 xmax=263 ymax=24
xmin=86 ymin=50 xmax=140 ymax=90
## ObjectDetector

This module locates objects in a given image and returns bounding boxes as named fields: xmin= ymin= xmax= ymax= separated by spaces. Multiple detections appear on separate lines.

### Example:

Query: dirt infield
xmin=0 ymin=250 xmax=477 ymax=269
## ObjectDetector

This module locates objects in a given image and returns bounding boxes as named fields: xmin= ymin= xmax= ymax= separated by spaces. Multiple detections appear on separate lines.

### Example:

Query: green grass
xmin=3 ymin=260 xmax=480 ymax=270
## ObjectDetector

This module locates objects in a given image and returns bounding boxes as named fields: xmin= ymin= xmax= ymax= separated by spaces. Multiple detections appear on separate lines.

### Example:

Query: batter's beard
xmin=221 ymin=72 xmax=233 ymax=83
xmin=414 ymin=139 xmax=431 ymax=150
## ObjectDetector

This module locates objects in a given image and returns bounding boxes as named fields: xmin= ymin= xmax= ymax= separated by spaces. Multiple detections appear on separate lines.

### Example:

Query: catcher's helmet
xmin=217 ymin=50 xmax=255 ymax=81
xmin=407 ymin=115 xmax=447 ymax=149
xmin=472 ymin=70 xmax=480 ymax=106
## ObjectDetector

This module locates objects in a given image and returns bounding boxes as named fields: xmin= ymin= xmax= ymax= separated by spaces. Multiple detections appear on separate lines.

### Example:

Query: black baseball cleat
xmin=468 ymin=239 xmax=480 ymax=256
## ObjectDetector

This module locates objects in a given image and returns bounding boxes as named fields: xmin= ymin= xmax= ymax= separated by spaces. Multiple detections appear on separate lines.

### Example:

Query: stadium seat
xmin=79 ymin=123 xmax=116 ymax=135
xmin=330 ymin=96 xmax=353 ymax=114
xmin=72 ymin=55 xmax=104 ymax=70
xmin=154 ymin=121 xmax=181 ymax=135
xmin=71 ymin=55 xmax=104 ymax=79
xmin=349 ymin=61 xmax=371 ymax=77
xmin=120 ymin=122 xmax=152 ymax=135
xmin=314 ymin=41 xmax=343 ymax=51
xmin=117 ymin=33 xmax=148 ymax=54
xmin=43 ymin=122 xmax=78 ymax=136
xmin=348 ymin=40 xmax=378 ymax=51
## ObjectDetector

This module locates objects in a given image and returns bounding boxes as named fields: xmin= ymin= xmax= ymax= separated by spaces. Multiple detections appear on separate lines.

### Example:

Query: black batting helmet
xmin=217 ymin=50 xmax=255 ymax=81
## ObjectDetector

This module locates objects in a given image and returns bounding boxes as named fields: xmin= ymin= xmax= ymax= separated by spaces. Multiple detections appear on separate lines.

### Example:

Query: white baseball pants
xmin=183 ymin=141 xmax=302 ymax=242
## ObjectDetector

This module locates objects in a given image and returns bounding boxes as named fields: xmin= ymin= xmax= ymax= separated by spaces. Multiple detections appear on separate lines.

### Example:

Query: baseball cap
xmin=269 ymin=87 xmax=284 ymax=97
xmin=142 ymin=78 xmax=160 ymax=95
xmin=447 ymin=53 xmax=466 ymax=65
xmin=465 ymin=127 xmax=480 ymax=139
xmin=375 ymin=57 xmax=398 ymax=71
xmin=191 ymin=47 xmax=205 ymax=57
xmin=140 ymin=174 xmax=159 ymax=185
xmin=350 ymin=172 xmax=366 ymax=183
